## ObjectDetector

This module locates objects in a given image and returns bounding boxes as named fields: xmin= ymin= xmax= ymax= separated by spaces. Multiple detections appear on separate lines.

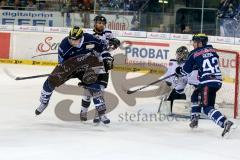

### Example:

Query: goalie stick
xmin=126 ymin=73 xmax=176 ymax=94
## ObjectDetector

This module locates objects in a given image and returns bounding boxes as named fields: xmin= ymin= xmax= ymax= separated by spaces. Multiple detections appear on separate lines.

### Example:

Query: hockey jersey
xmin=164 ymin=59 xmax=199 ymax=93
xmin=58 ymin=33 xmax=107 ymax=64
xmin=86 ymin=28 xmax=114 ymax=44
xmin=86 ymin=28 xmax=115 ymax=74
xmin=180 ymin=45 xmax=222 ymax=88
xmin=164 ymin=59 xmax=188 ymax=93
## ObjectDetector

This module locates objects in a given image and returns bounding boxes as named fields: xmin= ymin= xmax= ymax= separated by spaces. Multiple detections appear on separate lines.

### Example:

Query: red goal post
xmin=215 ymin=49 xmax=239 ymax=119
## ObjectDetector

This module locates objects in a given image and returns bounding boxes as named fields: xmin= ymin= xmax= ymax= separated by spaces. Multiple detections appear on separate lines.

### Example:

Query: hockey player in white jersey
xmin=79 ymin=15 xmax=120 ymax=124
xmin=163 ymin=46 xmax=189 ymax=113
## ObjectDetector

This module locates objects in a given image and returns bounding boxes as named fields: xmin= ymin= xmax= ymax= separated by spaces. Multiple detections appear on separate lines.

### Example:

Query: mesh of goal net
xmin=183 ymin=49 xmax=239 ymax=119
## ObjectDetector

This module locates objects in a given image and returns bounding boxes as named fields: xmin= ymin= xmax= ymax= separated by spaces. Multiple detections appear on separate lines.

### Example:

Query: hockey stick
xmin=157 ymin=96 xmax=165 ymax=113
xmin=15 ymin=73 xmax=51 ymax=80
xmin=126 ymin=73 xmax=176 ymax=94
xmin=32 ymin=52 xmax=58 ymax=58
xmin=11 ymin=66 xmax=104 ymax=81
xmin=4 ymin=68 xmax=62 ymax=80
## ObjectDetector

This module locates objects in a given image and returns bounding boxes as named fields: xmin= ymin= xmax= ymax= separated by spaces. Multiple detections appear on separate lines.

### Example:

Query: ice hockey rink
xmin=0 ymin=63 xmax=239 ymax=160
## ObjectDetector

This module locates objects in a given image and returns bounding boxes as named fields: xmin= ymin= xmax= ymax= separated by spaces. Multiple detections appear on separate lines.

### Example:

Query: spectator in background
xmin=98 ymin=0 xmax=108 ymax=10
xmin=123 ymin=0 xmax=130 ymax=10
xmin=0 ymin=0 xmax=8 ymax=9
xmin=81 ymin=0 xmax=94 ymax=11
xmin=151 ymin=24 xmax=168 ymax=33
xmin=26 ymin=0 xmax=36 ymax=10
xmin=109 ymin=0 xmax=122 ymax=10
xmin=159 ymin=24 xmax=166 ymax=32
xmin=130 ymin=19 xmax=140 ymax=31
xmin=71 ymin=0 xmax=81 ymax=11
xmin=13 ymin=0 xmax=28 ymax=9
xmin=182 ymin=25 xmax=192 ymax=34
xmin=36 ymin=0 xmax=46 ymax=10
xmin=217 ymin=0 xmax=240 ymax=37
xmin=130 ymin=12 xmax=140 ymax=31
xmin=14 ymin=0 xmax=20 ymax=8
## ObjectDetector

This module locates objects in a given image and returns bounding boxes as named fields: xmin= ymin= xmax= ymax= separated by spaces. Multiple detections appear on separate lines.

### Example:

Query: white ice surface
xmin=0 ymin=64 xmax=239 ymax=160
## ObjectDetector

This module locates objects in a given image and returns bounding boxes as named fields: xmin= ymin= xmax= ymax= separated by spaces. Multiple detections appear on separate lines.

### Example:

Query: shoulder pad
xmin=104 ymin=28 xmax=112 ymax=33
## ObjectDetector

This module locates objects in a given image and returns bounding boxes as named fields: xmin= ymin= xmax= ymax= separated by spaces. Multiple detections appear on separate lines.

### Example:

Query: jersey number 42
xmin=202 ymin=57 xmax=221 ymax=74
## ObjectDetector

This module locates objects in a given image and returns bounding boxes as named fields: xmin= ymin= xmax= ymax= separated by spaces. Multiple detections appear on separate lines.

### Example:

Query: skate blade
xmin=92 ymin=121 xmax=110 ymax=127
xmin=222 ymin=124 xmax=238 ymax=139
xmin=93 ymin=122 xmax=101 ymax=126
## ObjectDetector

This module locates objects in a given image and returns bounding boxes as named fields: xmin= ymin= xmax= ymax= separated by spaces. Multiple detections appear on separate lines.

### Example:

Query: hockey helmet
xmin=69 ymin=26 xmax=83 ymax=40
xmin=192 ymin=33 xmax=208 ymax=46
xmin=94 ymin=15 xmax=107 ymax=24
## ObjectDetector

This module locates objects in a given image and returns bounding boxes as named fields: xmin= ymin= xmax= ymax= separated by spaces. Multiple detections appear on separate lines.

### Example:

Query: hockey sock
xmin=203 ymin=106 xmax=226 ymax=128
xmin=191 ymin=103 xmax=201 ymax=120
xmin=40 ymin=79 xmax=54 ymax=104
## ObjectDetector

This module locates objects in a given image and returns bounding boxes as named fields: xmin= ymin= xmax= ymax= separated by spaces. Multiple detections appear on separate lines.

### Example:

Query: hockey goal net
xmin=183 ymin=49 xmax=240 ymax=119
xmin=216 ymin=49 xmax=239 ymax=119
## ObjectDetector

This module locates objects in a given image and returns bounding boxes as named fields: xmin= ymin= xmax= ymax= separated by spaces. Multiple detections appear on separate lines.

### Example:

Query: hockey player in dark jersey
xmin=79 ymin=15 xmax=120 ymax=124
xmin=35 ymin=26 xmax=114 ymax=124
xmin=175 ymin=33 xmax=234 ymax=137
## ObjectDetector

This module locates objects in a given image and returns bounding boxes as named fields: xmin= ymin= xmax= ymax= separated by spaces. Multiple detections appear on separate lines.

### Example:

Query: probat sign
xmin=123 ymin=41 xmax=170 ymax=64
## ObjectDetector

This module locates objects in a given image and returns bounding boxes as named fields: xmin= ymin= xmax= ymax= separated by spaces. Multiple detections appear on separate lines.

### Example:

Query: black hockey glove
xmin=101 ymin=52 xmax=114 ymax=72
xmin=175 ymin=66 xmax=183 ymax=77
xmin=108 ymin=38 xmax=120 ymax=50
xmin=103 ymin=57 xmax=114 ymax=72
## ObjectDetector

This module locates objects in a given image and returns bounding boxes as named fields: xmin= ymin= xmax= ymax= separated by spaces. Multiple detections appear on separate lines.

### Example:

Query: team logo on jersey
xmin=86 ymin=44 xmax=95 ymax=49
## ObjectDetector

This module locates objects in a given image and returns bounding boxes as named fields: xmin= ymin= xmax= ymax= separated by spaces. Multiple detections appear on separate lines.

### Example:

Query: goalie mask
xmin=176 ymin=46 xmax=189 ymax=64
